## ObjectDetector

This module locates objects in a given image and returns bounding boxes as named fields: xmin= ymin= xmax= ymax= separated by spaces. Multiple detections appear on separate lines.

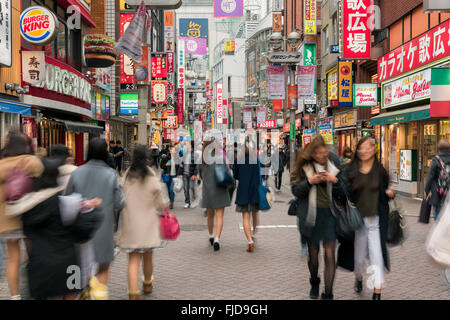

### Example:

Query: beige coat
xmin=116 ymin=168 xmax=169 ymax=249
xmin=0 ymin=155 xmax=44 ymax=234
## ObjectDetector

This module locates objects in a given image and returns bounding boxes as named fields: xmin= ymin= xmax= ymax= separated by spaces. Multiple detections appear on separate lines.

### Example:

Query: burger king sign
xmin=20 ymin=6 xmax=58 ymax=45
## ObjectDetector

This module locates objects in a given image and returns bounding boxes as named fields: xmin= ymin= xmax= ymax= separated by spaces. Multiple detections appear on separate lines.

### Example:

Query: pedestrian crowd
xmin=0 ymin=129 xmax=449 ymax=300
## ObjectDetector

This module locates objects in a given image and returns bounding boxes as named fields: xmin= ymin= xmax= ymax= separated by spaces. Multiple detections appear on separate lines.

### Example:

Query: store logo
xmin=221 ymin=0 xmax=236 ymax=13
xmin=186 ymin=39 xmax=198 ymax=52
xmin=20 ymin=6 xmax=58 ymax=45
xmin=340 ymin=64 xmax=351 ymax=75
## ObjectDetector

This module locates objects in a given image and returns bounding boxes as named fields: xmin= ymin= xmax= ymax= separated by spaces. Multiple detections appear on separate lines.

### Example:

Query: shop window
xmin=440 ymin=120 xmax=450 ymax=142
xmin=56 ymin=21 xmax=67 ymax=62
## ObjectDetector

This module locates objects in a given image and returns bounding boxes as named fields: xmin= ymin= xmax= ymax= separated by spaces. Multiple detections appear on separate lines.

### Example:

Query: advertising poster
xmin=288 ymin=86 xmax=298 ymax=110
xmin=179 ymin=37 xmax=207 ymax=55
xmin=179 ymin=19 xmax=209 ymax=39
xmin=151 ymin=53 xmax=167 ymax=78
xmin=354 ymin=83 xmax=378 ymax=106
xmin=272 ymin=99 xmax=282 ymax=112
xmin=338 ymin=61 xmax=353 ymax=106
xmin=151 ymin=81 xmax=167 ymax=104
xmin=297 ymin=66 xmax=315 ymax=99
xmin=257 ymin=107 xmax=266 ymax=124
xmin=134 ymin=47 xmax=150 ymax=83
xmin=319 ymin=124 xmax=333 ymax=145
xmin=268 ymin=66 xmax=286 ymax=100
xmin=0 ymin=0 xmax=11 ymax=66
xmin=303 ymin=128 xmax=315 ymax=147
xmin=120 ymin=93 xmax=138 ymax=115
xmin=304 ymin=0 xmax=317 ymax=35
xmin=224 ymin=40 xmax=235 ymax=54
xmin=213 ymin=0 xmax=244 ymax=17
xmin=400 ymin=150 xmax=412 ymax=181
xmin=243 ymin=108 xmax=252 ymax=124
xmin=343 ymin=0 xmax=371 ymax=59
xmin=119 ymin=13 xmax=135 ymax=84
xmin=327 ymin=68 xmax=338 ymax=101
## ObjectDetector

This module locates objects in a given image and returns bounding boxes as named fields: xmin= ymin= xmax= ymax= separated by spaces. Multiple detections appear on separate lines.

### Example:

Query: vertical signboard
xmin=0 ymin=0 xmax=11 ymax=66
xmin=120 ymin=13 xmax=135 ymax=86
xmin=304 ymin=0 xmax=317 ymax=35
xmin=164 ymin=11 xmax=175 ymax=52
xmin=151 ymin=53 xmax=167 ymax=78
xmin=177 ymin=38 xmax=185 ymax=124
xmin=343 ymin=0 xmax=371 ymax=59
xmin=216 ymin=82 xmax=223 ymax=124
xmin=338 ymin=61 xmax=353 ymax=106
xmin=272 ymin=13 xmax=282 ymax=32
xmin=268 ymin=66 xmax=286 ymax=99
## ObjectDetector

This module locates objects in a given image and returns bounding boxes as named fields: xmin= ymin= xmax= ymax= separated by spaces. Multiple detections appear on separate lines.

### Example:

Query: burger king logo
xmin=20 ymin=6 xmax=58 ymax=45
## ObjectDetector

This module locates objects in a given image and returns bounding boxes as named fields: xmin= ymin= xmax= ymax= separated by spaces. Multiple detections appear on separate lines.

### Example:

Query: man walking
xmin=114 ymin=140 xmax=125 ymax=174
xmin=274 ymin=146 xmax=287 ymax=193
xmin=181 ymin=141 xmax=198 ymax=208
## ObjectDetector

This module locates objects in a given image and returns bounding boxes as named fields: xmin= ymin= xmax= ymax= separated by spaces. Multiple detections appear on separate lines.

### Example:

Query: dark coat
xmin=277 ymin=151 xmax=287 ymax=173
xmin=233 ymin=157 xmax=260 ymax=205
xmin=425 ymin=151 xmax=450 ymax=206
xmin=181 ymin=151 xmax=199 ymax=177
xmin=337 ymin=163 xmax=391 ymax=272
xmin=21 ymin=193 xmax=102 ymax=299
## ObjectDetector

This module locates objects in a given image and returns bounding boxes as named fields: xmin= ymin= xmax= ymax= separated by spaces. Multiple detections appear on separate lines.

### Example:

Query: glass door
xmin=421 ymin=121 xmax=437 ymax=196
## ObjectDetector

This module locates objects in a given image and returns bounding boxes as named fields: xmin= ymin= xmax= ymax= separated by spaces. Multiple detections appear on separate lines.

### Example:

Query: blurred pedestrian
xmin=341 ymin=136 xmax=394 ymax=300
xmin=199 ymin=139 xmax=232 ymax=251
xmin=66 ymin=138 xmax=125 ymax=300
xmin=117 ymin=145 xmax=168 ymax=300
xmin=0 ymin=131 xmax=43 ymax=300
xmin=7 ymin=158 xmax=102 ymax=300
xmin=48 ymin=144 xmax=77 ymax=191
xmin=290 ymin=135 xmax=346 ymax=300
xmin=160 ymin=146 xmax=175 ymax=209
xmin=340 ymin=147 xmax=353 ymax=168
xmin=114 ymin=140 xmax=125 ymax=174
xmin=233 ymin=141 xmax=260 ymax=252
xmin=274 ymin=146 xmax=287 ymax=193
xmin=107 ymin=141 xmax=116 ymax=170
xmin=181 ymin=141 xmax=199 ymax=209
xmin=150 ymin=143 xmax=160 ymax=170
xmin=425 ymin=139 xmax=450 ymax=220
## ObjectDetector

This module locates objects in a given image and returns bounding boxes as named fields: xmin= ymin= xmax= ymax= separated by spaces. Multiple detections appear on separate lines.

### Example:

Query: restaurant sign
xmin=354 ymin=83 xmax=378 ymax=107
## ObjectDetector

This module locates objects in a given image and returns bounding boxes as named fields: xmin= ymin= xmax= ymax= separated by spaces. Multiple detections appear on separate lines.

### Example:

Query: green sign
xmin=304 ymin=43 xmax=316 ymax=66
xmin=290 ymin=124 xmax=295 ymax=140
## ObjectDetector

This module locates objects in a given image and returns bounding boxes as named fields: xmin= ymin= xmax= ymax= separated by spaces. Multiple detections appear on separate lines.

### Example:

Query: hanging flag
xmin=431 ymin=68 xmax=450 ymax=117
xmin=214 ymin=0 xmax=244 ymax=18
xmin=114 ymin=0 xmax=146 ymax=62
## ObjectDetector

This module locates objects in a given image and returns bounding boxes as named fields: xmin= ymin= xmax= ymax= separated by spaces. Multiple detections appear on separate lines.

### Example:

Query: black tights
xmin=307 ymin=241 xmax=336 ymax=295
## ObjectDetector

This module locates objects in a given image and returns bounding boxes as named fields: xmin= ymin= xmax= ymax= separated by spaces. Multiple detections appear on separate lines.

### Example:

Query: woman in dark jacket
xmin=425 ymin=139 xmax=450 ymax=220
xmin=290 ymin=136 xmax=346 ymax=300
xmin=8 ymin=158 xmax=102 ymax=300
xmin=233 ymin=141 xmax=260 ymax=252
xmin=341 ymin=136 xmax=395 ymax=300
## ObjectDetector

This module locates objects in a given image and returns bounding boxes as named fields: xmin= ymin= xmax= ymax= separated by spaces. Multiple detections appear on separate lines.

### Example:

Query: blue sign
xmin=120 ymin=93 xmax=139 ymax=115
xmin=0 ymin=99 xmax=31 ymax=115
xmin=304 ymin=128 xmax=315 ymax=135
xmin=330 ymin=45 xmax=340 ymax=54
xmin=179 ymin=19 xmax=208 ymax=39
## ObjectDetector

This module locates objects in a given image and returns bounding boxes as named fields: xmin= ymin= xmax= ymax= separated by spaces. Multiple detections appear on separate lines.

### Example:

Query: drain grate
xmin=180 ymin=225 xmax=208 ymax=231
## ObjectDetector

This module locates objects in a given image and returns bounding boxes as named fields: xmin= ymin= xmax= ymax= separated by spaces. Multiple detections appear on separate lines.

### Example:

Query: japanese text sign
xmin=338 ymin=61 xmax=353 ymax=106
xmin=167 ymin=52 xmax=175 ymax=73
xmin=378 ymin=19 xmax=450 ymax=83
xmin=268 ymin=66 xmax=286 ymax=100
xmin=334 ymin=111 xmax=356 ymax=128
xmin=22 ymin=51 xmax=46 ymax=85
xmin=163 ymin=115 xmax=178 ymax=129
xmin=343 ymin=0 xmax=371 ymax=59
xmin=177 ymin=88 xmax=184 ymax=124
xmin=151 ymin=53 xmax=167 ymax=78
xmin=151 ymin=81 xmax=167 ymax=104
xmin=319 ymin=124 xmax=333 ymax=145
xmin=216 ymin=82 xmax=223 ymax=124
xmin=298 ymin=66 xmax=316 ymax=100
xmin=304 ymin=0 xmax=317 ymax=35
xmin=273 ymin=13 xmax=282 ymax=32
xmin=224 ymin=40 xmax=235 ymax=54
xmin=258 ymin=119 xmax=276 ymax=129
xmin=179 ymin=19 xmax=208 ymax=39
xmin=0 ymin=0 xmax=11 ymax=66
xmin=327 ymin=68 xmax=338 ymax=101
xmin=354 ymin=83 xmax=378 ymax=106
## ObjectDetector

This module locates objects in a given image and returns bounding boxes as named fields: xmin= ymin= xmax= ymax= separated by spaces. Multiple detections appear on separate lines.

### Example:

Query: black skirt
xmin=304 ymin=208 xmax=337 ymax=246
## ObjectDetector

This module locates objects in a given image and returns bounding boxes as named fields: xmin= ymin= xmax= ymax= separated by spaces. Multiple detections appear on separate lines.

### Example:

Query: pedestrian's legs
xmin=252 ymin=211 xmax=259 ymax=236
xmin=323 ymin=241 xmax=336 ymax=296
xmin=96 ymin=263 xmax=110 ymax=285
xmin=207 ymin=209 xmax=215 ymax=237
xmin=366 ymin=216 xmax=384 ymax=293
xmin=354 ymin=220 xmax=369 ymax=281
xmin=5 ymin=239 xmax=21 ymax=298
xmin=434 ymin=202 xmax=442 ymax=220
xmin=278 ymin=171 xmax=283 ymax=189
xmin=142 ymin=250 xmax=153 ymax=283
xmin=183 ymin=175 xmax=190 ymax=205
xmin=242 ymin=212 xmax=253 ymax=243
xmin=190 ymin=178 xmax=197 ymax=202
xmin=127 ymin=252 xmax=141 ymax=295
xmin=167 ymin=177 xmax=175 ymax=203
xmin=307 ymin=242 xmax=320 ymax=280
xmin=215 ymin=208 xmax=224 ymax=240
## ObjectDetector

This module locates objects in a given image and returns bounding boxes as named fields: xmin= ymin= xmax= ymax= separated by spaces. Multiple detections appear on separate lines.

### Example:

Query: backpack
xmin=4 ymin=167 xmax=33 ymax=202
xmin=436 ymin=155 xmax=450 ymax=197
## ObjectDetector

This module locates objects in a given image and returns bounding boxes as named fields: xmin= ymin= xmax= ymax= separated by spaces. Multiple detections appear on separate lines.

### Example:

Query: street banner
xmin=179 ymin=37 xmax=207 ymax=55
xmin=258 ymin=119 xmax=277 ymax=129
xmin=164 ymin=11 xmax=175 ymax=52
xmin=163 ymin=115 xmax=178 ymax=129
xmin=177 ymin=88 xmax=184 ymax=124
xmin=167 ymin=52 xmax=175 ymax=73
xmin=431 ymin=68 xmax=450 ymax=117
xmin=319 ymin=124 xmax=333 ymax=145
xmin=257 ymin=107 xmax=266 ymax=124
xmin=338 ymin=61 xmax=353 ymax=106
xmin=213 ymin=0 xmax=243 ymax=17
xmin=272 ymin=99 xmax=282 ymax=112
xmin=243 ymin=108 xmax=252 ymax=124
xmin=303 ymin=128 xmax=315 ymax=147
xmin=222 ymin=100 xmax=228 ymax=124
xmin=288 ymin=86 xmax=298 ymax=110
xmin=151 ymin=81 xmax=167 ymax=104
xmin=378 ymin=19 xmax=450 ymax=83
xmin=151 ymin=53 xmax=167 ymax=78
xmin=297 ymin=66 xmax=315 ymax=99
xmin=273 ymin=13 xmax=282 ymax=32
xmin=179 ymin=19 xmax=208 ymax=39
xmin=304 ymin=0 xmax=317 ymax=35
xmin=134 ymin=47 xmax=149 ymax=83
xmin=343 ymin=0 xmax=371 ymax=59
xmin=115 ymin=0 xmax=146 ymax=62
xmin=22 ymin=51 xmax=46 ymax=85
xmin=216 ymin=83 xmax=223 ymax=124
xmin=354 ymin=83 xmax=378 ymax=107
xmin=119 ymin=13 xmax=135 ymax=84
xmin=0 ymin=0 xmax=11 ymax=66
xmin=268 ymin=66 xmax=286 ymax=100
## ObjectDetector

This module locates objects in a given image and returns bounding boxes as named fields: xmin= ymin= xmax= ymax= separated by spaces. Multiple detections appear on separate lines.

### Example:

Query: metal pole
xmin=289 ymin=65 xmax=296 ymax=172
xmin=137 ymin=14 xmax=150 ymax=146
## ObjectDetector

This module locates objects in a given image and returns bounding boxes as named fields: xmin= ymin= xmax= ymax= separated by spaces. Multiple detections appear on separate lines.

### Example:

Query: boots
xmin=309 ymin=277 xmax=320 ymax=299
xmin=321 ymin=292 xmax=334 ymax=300
xmin=142 ymin=275 xmax=154 ymax=294
xmin=169 ymin=202 xmax=174 ymax=209
xmin=372 ymin=293 xmax=381 ymax=300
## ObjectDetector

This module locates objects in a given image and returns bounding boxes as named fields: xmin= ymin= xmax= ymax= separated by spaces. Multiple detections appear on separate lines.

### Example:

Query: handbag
xmin=288 ymin=198 xmax=298 ymax=216
xmin=214 ymin=164 xmax=234 ymax=188
xmin=387 ymin=198 xmax=406 ymax=247
xmin=4 ymin=167 xmax=33 ymax=202
xmin=426 ymin=195 xmax=450 ymax=267
xmin=418 ymin=195 xmax=432 ymax=224
xmin=160 ymin=208 xmax=180 ymax=240
xmin=173 ymin=176 xmax=184 ymax=193
xmin=257 ymin=159 xmax=272 ymax=211
xmin=161 ymin=173 xmax=170 ymax=184
xmin=333 ymin=197 xmax=364 ymax=239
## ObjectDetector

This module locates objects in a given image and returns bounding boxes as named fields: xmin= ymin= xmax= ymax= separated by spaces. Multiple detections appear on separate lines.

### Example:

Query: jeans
xmin=183 ymin=175 xmax=196 ymax=205
xmin=166 ymin=176 xmax=175 ymax=202
xmin=354 ymin=216 xmax=385 ymax=289
xmin=274 ymin=171 xmax=283 ymax=190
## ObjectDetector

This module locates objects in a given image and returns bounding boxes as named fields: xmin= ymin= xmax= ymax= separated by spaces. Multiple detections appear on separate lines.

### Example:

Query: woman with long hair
xmin=290 ymin=135 xmax=346 ymax=300
xmin=199 ymin=138 xmax=232 ymax=251
xmin=117 ymin=145 xmax=168 ymax=300
xmin=0 ymin=131 xmax=43 ymax=300
xmin=341 ymin=136 xmax=394 ymax=300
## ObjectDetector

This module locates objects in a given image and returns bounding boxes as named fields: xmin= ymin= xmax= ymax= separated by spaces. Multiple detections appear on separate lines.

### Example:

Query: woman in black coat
xmin=339 ymin=136 xmax=395 ymax=300
xmin=9 ymin=158 xmax=102 ymax=299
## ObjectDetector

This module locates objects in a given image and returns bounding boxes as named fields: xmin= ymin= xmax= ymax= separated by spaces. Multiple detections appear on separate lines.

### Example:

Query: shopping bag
xmin=426 ymin=195 xmax=450 ymax=267
xmin=160 ymin=208 xmax=180 ymax=240
xmin=418 ymin=196 xmax=432 ymax=224
xmin=173 ymin=177 xmax=183 ymax=193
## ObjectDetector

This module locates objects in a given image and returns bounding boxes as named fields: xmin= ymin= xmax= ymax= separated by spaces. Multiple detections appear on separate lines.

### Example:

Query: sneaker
xmin=209 ymin=237 xmax=214 ymax=246
xmin=10 ymin=295 xmax=21 ymax=300
xmin=184 ymin=203 xmax=190 ymax=209
xmin=213 ymin=242 xmax=220 ymax=251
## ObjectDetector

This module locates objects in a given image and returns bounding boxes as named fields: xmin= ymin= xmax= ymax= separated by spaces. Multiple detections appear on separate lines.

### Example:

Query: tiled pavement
xmin=1 ymin=173 xmax=449 ymax=300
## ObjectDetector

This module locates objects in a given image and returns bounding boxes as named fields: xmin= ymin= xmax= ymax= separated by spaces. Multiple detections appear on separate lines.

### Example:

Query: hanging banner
xmin=151 ymin=53 xmax=167 ymax=78
xmin=224 ymin=40 xmax=235 ymax=55
xmin=22 ymin=51 xmax=46 ymax=85
xmin=179 ymin=18 xmax=208 ymax=39
xmin=0 ymin=0 xmax=11 ymax=66
xmin=327 ymin=68 xmax=338 ymax=101
xmin=304 ymin=0 xmax=317 ymax=35
xmin=354 ymin=83 xmax=378 ymax=106
xmin=162 ymin=115 xmax=178 ymax=129
xmin=297 ymin=66 xmax=316 ymax=99
xmin=134 ymin=47 xmax=149 ymax=83
xmin=222 ymin=100 xmax=228 ymax=124
xmin=272 ymin=13 xmax=282 ymax=32
xmin=164 ymin=11 xmax=175 ymax=52
xmin=343 ymin=0 xmax=371 ymax=59
xmin=288 ymin=86 xmax=298 ymax=110
xmin=268 ymin=66 xmax=286 ymax=100
xmin=177 ymin=88 xmax=184 ymax=124
xmin=167 ymin=52 xmax=175 ymax=73
xmin=216 ymin=82 xmax=223 ymax=124
xmin=243 ymin=108 xmax=252 ymax=124
xmin=151 ymin=80 xmax=167 ymax=104
xmin=115 ymin=0 xmax=146 ymax=62
xmin=213 ymin=0 xmax=244 ymax=17
xmin=119 ymin=14 xmax=135 ymax=85
xmin=272 ymin=99 xmax=282 ymax=112
xmin=303 ymin=128 xmax=315 ymax=147
xmin=179 ymin=37 xmax=207 ymax=55
xmin=338 ymin=61 xmax=353 ymax=106
xmin=257 ymin=107 xmax=266 ymax=124
xmin=431 ymin=67 xmax=450 ymax=117
xmin=319 ymin=124 xmax=333 ymax=145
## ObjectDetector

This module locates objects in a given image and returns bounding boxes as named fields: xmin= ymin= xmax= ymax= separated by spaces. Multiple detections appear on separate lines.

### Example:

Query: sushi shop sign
xmin=20 ymin=6 xmax=58 ymax=45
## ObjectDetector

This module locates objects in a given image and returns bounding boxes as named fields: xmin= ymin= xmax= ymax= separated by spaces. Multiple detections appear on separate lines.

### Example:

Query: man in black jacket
xmin=180 ymin=141 xmax=199 ymax=208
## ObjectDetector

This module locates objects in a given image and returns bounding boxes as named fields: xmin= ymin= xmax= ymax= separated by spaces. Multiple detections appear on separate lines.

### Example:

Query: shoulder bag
xmin=258 ymin=159 xmax=273 ymax=211
xmin=214 ymin=164 xmax=235 ymax=188
xmin=4 ymin=167 xmax=33 ymax=202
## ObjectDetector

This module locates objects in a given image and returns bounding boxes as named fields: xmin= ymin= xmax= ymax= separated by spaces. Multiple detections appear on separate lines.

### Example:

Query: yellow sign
xmin=153 ymin=131 xmax=160 ymax=144
xmin=304 ymin=0 xmax=317 ymax=35
xmin=338 ymin=61 xmax=353 ymax=105
xmin=327 ymin=68 xmax=338 ymax=101
xmin=272 ymin=13 xmax=282 ymax=32
xmin=224 ymin=40 xmax=235 ymax=54
xmin=334 ymin=111 xmax=356 ymax=128
xmin=187 ymin=22 xmax=201 ymax=38
xmin=120 ymin=0 xmax=133 ymax=10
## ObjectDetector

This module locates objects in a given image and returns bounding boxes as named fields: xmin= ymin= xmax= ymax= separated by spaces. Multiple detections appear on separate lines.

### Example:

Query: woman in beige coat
xmin=0 ymin=132 xmax=43 ymax=300
xmin=117 ymin=145 xmax=168 ymax=300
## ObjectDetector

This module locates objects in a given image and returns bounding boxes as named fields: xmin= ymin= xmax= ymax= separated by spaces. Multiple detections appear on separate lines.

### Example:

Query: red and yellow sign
xmin=272 ymin=13 xmax=282 ymax=32
xmin=163 ymin=115 xmax=178 ymax=129
xmin=304 ymin=0 xmax=317 ymax=35
xmin=338 ymin=61 xmax=353 ymax=106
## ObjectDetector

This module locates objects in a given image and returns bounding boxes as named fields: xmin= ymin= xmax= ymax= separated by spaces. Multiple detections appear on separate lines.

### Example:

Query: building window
xmin=323 ymin=26 xmax=329 ymax=55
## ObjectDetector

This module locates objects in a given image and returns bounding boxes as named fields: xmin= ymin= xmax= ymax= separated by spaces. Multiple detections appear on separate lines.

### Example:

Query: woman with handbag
xmin=199 ymin=139 xmax=232 ymax=252
xmin=0 ymin=131 xmax=43 ymax=300
xmin=117 ymin=145 xmax=168 ymax=300
xmin=342 ymin=136 xmax=395 ymax=300
xmin=233 ymin=141 xmax=260 ymax=252
xmin=290 ymin=135 xmax=346 ymax=300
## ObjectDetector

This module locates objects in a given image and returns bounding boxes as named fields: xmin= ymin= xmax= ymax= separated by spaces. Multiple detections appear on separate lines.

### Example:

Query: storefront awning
xmin=369 ymin=105 xmax=430 ymax=126
xmin=0 ymin=98 xmax=31 ymax=116
xmin=57 ymin=120 xmax=104 ymax=134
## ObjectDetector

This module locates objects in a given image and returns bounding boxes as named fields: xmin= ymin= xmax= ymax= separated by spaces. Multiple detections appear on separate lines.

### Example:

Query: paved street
xmin=1 ymin=173 xmax=449 ymax=300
